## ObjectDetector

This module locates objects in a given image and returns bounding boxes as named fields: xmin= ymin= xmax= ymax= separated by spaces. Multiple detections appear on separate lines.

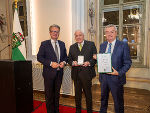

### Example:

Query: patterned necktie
xmin=55 ymin=41 xmax=59 ymax=62
xmin=107 ymin=43 xmax=112 ymax=53
xmin=79 ymin=44 xmax=82 ymax=51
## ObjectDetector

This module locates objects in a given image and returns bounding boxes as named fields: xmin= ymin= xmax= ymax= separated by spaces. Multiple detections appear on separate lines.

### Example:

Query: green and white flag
xmin=12 ymin=9 xmax=26 ymax=60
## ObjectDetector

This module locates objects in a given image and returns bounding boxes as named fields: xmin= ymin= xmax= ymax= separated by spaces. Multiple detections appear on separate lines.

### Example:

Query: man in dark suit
xmin=68 ymin=30 xmax=97 ymax=113
xmin=94 ymin=24 xmax=132 ymax=113
xmin=37 ymin=24 xmax=67 ymax=113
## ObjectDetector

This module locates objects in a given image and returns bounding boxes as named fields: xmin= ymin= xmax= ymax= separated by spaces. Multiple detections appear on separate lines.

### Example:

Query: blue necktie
xmin=107 ymin=43 xmax=112 ymax=53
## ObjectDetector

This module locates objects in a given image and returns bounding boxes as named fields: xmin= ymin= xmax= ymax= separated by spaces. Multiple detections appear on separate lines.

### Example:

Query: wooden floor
xmin=33 ymin=84 xmax=150 ymax=113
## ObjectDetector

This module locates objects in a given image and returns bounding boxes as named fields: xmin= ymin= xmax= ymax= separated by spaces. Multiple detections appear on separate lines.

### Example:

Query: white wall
xmin=27 ymin=0 xmax=85 ymax=59
xmin=29 ymin=0 xmax=72 ymax=55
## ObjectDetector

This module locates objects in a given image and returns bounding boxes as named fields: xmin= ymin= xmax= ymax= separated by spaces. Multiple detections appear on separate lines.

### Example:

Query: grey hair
xmin=105 ymin=24 xmax=117 ymax=31
xmin=49 ymin=24 xmax=60 ymax=32
xmin=74 ymin=29 xmax=84 ymax=35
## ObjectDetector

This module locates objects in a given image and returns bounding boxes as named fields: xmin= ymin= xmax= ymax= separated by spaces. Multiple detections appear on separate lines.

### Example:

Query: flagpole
xmin=12 ymin=0 xmax=27 ymax=60
xmin=10 ymin=0 xmax=17 ymax=59
xmin=14 ymin=0 xmax=18 ymax=9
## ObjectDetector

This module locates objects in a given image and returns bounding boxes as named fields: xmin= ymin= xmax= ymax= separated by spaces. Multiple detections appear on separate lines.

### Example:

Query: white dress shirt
xmin=105 ymin=39 xmax=116 ymax=54
xmin=78 ymin=40 xmax=84 ymax=49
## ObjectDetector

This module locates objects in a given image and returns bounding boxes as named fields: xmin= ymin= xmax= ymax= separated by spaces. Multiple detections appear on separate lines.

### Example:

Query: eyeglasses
xmin=50 ymin=31 xmax=59 ymax=33
xmin=105 ymin=30 xmax=116 ymax=35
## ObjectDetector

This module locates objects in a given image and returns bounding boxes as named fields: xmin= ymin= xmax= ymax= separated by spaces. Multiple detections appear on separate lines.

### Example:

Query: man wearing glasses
xmin=94 ymin=24 xmax=132 ymax=113
xmin=37 ymin=24 xmax=67 ymax=113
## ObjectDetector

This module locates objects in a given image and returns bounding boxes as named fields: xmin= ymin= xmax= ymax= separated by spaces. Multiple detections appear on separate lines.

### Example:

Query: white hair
xmin=74 ymin=30 xmax=84 ymax=35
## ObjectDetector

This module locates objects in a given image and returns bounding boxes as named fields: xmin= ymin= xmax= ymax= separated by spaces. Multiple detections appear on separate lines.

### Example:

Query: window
xmin=124 ymin=0 xmax=140 ymax=3
xmin=99 ymin=0 xmax=145 ymax=67
xmin=104 ymin=0 xmax=119 ymax=5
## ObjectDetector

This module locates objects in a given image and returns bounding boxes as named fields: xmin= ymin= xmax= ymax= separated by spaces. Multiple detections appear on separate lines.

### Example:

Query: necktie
xmin=107 ymin=43 xmax=112 ymax=53
xmin=55 ymin=41 xmax=59 ymax=62
xmin=79 ymin=44 xmax=82 ymax=51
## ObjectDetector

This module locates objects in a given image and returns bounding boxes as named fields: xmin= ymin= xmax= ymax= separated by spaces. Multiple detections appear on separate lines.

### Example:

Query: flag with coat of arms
xmin=12 ymin=8 xmax=26 ymax=60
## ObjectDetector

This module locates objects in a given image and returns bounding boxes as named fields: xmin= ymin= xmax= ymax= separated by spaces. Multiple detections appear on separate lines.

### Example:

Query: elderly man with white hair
xmin=68 ymin=30 xmax=97 ymax=113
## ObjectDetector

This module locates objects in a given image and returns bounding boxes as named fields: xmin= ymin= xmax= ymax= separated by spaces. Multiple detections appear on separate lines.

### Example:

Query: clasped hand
xmin=51 ymin=62 xmax=65 ymax=68
xmin=72 ymin=61 xmax=90 ymax=67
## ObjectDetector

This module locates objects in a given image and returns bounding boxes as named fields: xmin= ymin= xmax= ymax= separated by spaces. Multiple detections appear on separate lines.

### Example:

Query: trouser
xmin=44 ymin=71 xmax=62 ymax=113
xmin=100 ymin=75 xmax=124 ymax=113
xmin=74 ymin=69 xmax=93 ymax=113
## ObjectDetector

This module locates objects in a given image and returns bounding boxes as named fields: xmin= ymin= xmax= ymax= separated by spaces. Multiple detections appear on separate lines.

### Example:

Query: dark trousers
xmin=100 ymin=75 xmax=124 ymax=113
xmin=74 ymin=69 xmax=92 ymax=113
xmin=44 ymin=71 xmax=62 ymax=113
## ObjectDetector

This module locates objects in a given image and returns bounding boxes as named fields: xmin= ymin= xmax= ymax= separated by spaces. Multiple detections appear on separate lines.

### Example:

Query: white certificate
xmin=78 ymin=56 xmax=84 ymax=65
xmin=97 ymin=54 xmax=112 ymax=73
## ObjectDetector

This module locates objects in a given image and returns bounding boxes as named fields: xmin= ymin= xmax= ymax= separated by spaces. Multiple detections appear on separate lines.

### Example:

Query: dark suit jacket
xmin=99 ymin=40 xmax=132 ymax=85
xmin=37 ymin=40 xmax=67 ymax=79
xmin=68 ymin=40 xmax=97 ymax=80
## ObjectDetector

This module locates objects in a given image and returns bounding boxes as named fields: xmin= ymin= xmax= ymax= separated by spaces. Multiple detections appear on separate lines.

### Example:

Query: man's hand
xmin=59 ymin=62 xmax=65 ymax=68
xmin=107 ymin=67 xmax=119 ymax=76
xmin=72 ymin=61 xmax=78 ymax=66
xmin=51 ymin=62 xmax=59 ymax=68
xmin=83 ymin=61 xmax=90 ymax=67
xmin=93 ymin=54 xmax=97 ymax=60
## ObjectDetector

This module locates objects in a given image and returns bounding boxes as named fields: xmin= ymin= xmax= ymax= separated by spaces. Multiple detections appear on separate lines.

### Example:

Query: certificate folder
xmin=97 ymin=53 xmax=112 ymax=73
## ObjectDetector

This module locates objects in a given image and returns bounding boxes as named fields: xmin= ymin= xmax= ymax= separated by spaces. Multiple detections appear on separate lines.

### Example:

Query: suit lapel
xmin=80 ymin=40 xmax=87 ymax=53
xmin=49 ymin=40 xmax=57 ymax=58
xmin=58 ymin=40 xmax=63 ymax=60
xmin=112 ymin=40 xmax=120 ymax=58
xmin=101 ymin=42 xmax=107 ymax=53
xmin=75 ymin=43 xmax=80 ymax=52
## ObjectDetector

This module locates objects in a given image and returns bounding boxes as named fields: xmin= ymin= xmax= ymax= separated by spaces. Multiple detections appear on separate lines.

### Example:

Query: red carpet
xmin=33 ymin=100 xmax=98 ymax=113
xmin=33 ymin=100 xmax=43 ymax=109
